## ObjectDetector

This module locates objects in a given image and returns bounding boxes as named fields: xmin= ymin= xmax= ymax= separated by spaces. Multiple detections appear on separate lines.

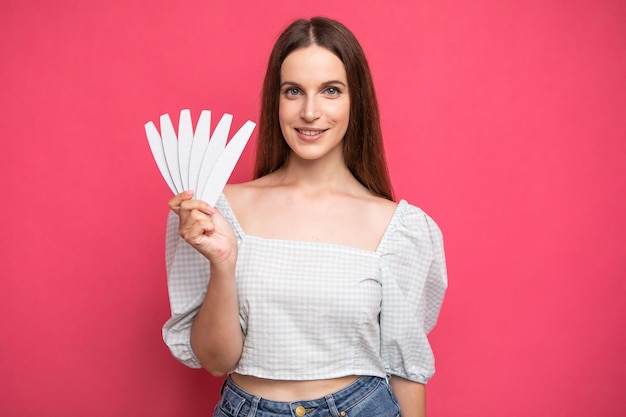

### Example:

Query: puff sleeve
xmin=161 ymin=210 xmax=207 ymax=368
xmin=161 ymin=195 xmax=243 ymax=368
xmin=379 ymin=202 xmax=447 ymax=383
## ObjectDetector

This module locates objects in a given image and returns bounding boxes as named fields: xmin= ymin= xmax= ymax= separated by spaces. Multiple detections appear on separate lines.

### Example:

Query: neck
xmin=276 ymin=152 xmax=358 ymax=195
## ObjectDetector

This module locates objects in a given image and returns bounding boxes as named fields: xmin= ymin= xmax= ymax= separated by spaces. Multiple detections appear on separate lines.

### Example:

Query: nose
xmin=300 ymin=95 xmax=321 ymax=122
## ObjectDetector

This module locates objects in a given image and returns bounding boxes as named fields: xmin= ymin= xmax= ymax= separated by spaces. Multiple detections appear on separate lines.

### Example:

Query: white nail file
xmin=199 ymin=120 xmax=256 ymax=205
xmin=145 ymin=109 xmax=256 ymax=206
xmin=195 ymin=113 xmax=233 ymax=201
xmin=145 ymin=121 xmax=178 ymax=195
xmin=188 ymin=110 xmax=212 ymax=193
xmin=177 ymin=109 xmax=193 ymax=190
xmin=159 ymin=113 xmax=184 ymax=194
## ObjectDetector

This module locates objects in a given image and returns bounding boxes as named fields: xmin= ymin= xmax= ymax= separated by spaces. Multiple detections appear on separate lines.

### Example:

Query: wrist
xmin=209 ymin=253 xmax=237 ymax=275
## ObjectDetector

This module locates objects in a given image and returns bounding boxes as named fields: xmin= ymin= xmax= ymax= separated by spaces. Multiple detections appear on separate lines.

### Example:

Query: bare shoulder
xmin=223 ymin=180 xmax=262 ymax=205
xmin=318 ymin=192 xmax=398 ymax=251
xmin=222 ymin=176 xmax=278 ymax=218
xmin=357 ymin=193 xmax=399 ymax=231
xmin=363 ymin=193 xmax=398 ymax=218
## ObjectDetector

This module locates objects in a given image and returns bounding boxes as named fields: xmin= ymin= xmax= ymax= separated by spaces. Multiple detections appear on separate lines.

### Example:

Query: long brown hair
xmin=254 ymin=17 xmax=394 ymax=201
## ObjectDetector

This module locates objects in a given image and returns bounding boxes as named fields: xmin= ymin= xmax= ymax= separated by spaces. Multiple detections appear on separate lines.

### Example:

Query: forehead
xmin=280 ymin=45 xmax=347 ymax=82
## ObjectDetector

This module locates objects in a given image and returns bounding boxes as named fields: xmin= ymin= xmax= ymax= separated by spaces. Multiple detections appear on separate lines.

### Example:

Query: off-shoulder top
xmin=162 ymin=193 xmax=447 ymax=383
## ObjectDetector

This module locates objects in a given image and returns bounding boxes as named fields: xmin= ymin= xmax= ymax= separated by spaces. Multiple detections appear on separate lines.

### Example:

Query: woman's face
xmin=278 ymin=45 xmax=350 ymax=164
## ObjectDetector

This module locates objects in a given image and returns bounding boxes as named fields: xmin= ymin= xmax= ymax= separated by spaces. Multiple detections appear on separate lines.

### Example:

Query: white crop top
xmin=162 ymin=194 xmax=447 ymax=383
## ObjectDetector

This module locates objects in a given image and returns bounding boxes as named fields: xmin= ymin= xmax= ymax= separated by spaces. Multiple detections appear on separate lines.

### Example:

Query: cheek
xmin=278 ymin=100 xmax=294 ymax=125
xmin=331 ymin=100 xmax=351 ymax=125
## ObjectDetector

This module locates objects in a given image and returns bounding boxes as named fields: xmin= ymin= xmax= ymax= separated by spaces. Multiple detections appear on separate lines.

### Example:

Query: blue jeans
xmin=213 ymin=375 xmax=401 ymax=417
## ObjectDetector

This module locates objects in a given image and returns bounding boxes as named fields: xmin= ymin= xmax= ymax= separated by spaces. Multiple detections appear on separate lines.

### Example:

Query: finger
xmin=168 ymin=190 xmax=195 ymax=213
xmin=179 ymin=209 xmax=216 ymax=242
xmin=178 ymin=202 xmax=215 ymax=234
xmin=179 ymin=199 xmax=215 ymax=216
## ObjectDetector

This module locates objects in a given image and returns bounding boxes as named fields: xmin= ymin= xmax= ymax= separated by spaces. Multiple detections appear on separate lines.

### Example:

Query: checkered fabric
xmin=162 ymin=194 xmax=447 ymax=383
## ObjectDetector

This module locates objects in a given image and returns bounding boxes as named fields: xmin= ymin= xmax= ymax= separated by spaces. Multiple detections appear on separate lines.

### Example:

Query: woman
xmin=163 ymin=17 xmax=447 ymax=417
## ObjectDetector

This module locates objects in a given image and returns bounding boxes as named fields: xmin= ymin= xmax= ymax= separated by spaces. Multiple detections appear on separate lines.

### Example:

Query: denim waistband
xmin=217 ymin=375 xmax=391 ymax=417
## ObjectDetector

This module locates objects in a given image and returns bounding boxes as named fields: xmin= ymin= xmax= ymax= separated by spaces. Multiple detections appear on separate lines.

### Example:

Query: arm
xmin=389 ymin=376 xmax=426 ymax=417
xmin=381 ymin=208 xmax=447 ymax=416
xmin=170 ymin=191 xmax=243 ymax=376
xmin=189 ymin=260 xmax=243 ymax=376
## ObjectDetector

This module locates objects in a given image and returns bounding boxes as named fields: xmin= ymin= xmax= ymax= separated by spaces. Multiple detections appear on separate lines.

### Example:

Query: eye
xmin=284 ymin=87 xmax=301 ymax=96
xmin=325 ymin=86 xmax=341 ymax=95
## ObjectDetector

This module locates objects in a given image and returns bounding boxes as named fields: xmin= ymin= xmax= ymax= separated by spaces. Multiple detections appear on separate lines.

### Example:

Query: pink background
xmin=1 ymin=0 xmax=624 ymax=416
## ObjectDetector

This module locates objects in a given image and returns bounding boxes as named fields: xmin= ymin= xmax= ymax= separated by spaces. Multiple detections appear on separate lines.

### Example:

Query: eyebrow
xmin=280 ymin=80 xmax=348 ymax=88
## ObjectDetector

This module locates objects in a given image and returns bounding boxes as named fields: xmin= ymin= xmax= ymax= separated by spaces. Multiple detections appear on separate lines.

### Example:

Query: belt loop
xmin=219 ymin=377 xmax=228 ymax=396
xmin=324 ymin=394 xmax=341 ymax=417
xmin=248 ymin=396 xmax=261 ymax=417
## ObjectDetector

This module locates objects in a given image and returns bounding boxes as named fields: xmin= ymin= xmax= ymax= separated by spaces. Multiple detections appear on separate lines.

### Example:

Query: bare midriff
xmin=230 ymin=373 xmax=360 ymax=402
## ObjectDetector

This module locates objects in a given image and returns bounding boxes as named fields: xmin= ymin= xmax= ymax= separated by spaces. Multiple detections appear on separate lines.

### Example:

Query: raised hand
xmin=169 ymin=191 xmax=238 ymax=266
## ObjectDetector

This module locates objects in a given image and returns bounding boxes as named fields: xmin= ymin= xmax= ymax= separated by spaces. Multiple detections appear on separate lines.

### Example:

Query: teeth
xmin=298 ymin=129 xmax=324 ymax=136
